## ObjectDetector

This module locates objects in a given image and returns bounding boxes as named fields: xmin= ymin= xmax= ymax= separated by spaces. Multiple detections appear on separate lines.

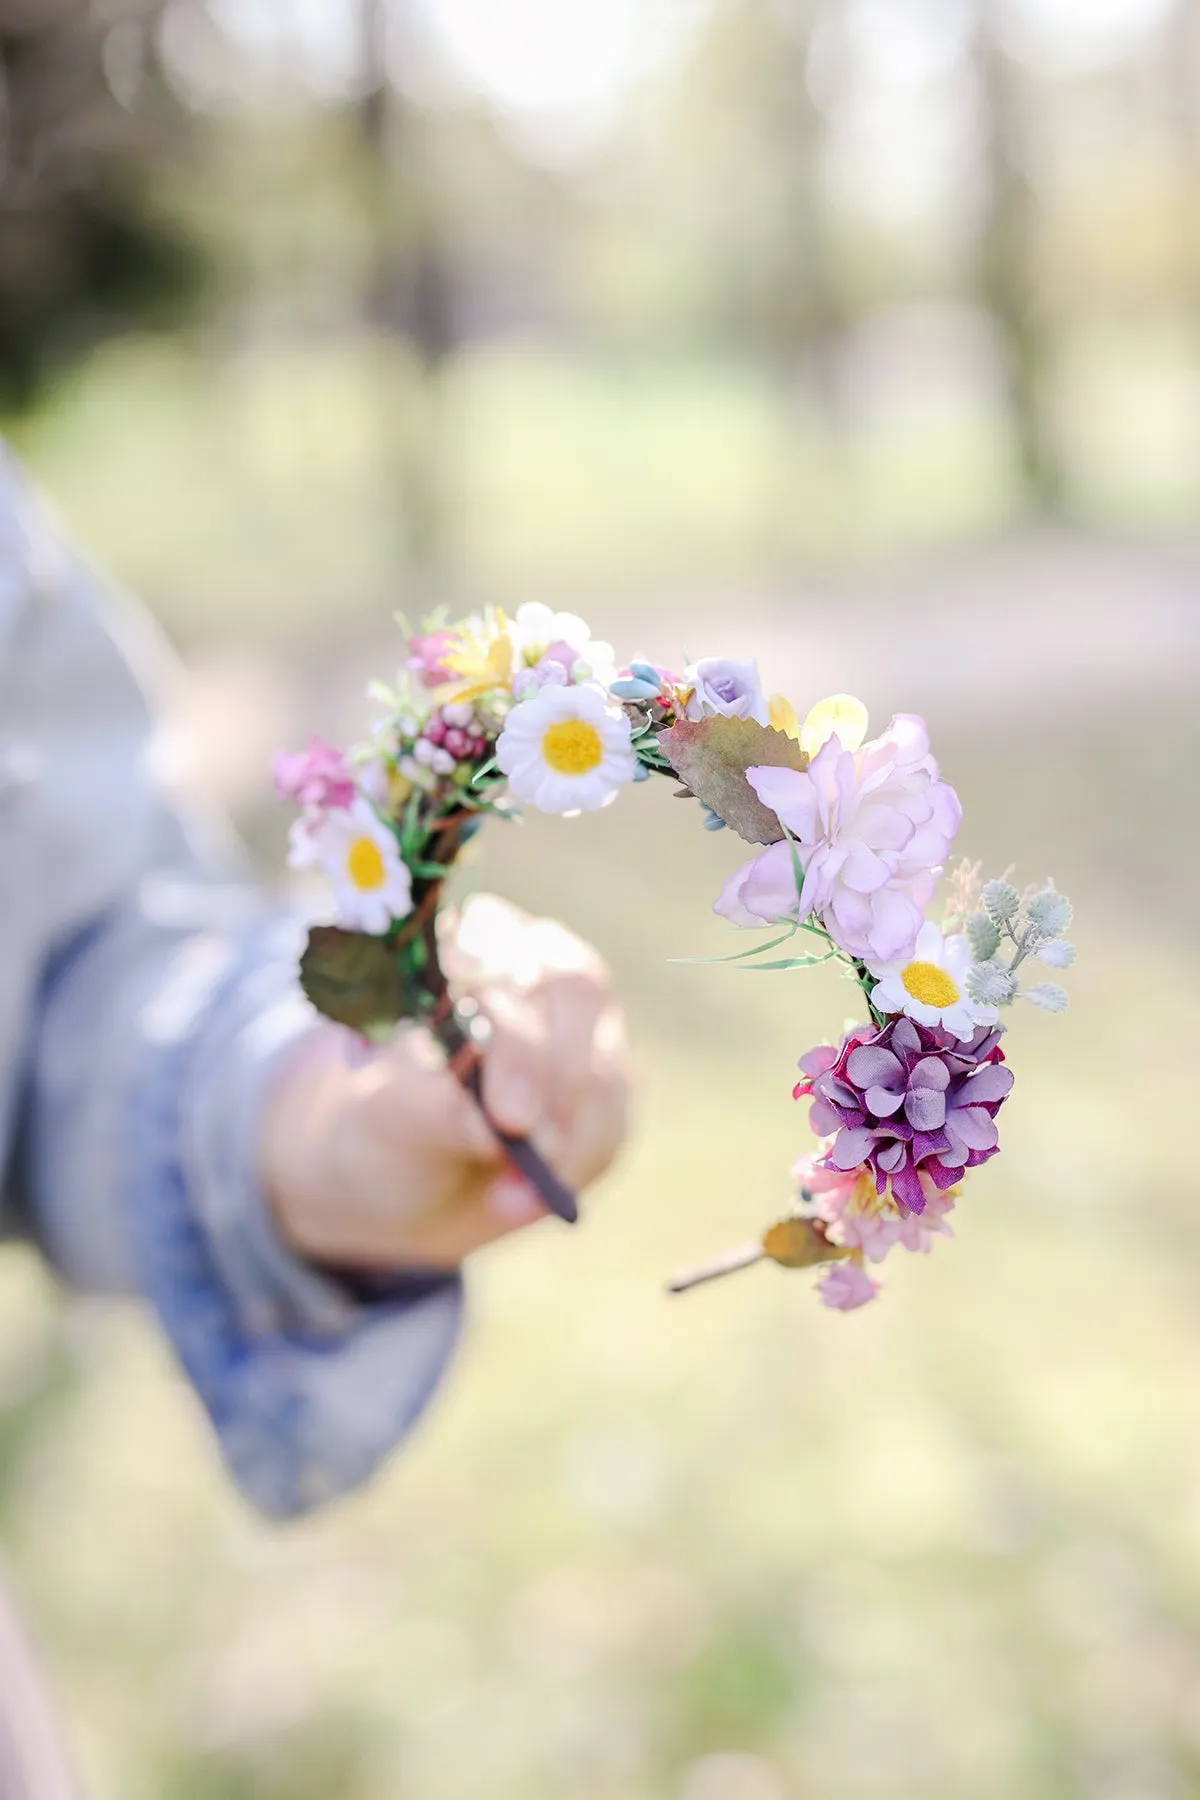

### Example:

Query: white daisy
xmin=509 ymin=602 xmax=617 ymax=689
xmin=868 ymin=920 xmax=998 ymax=1041
xmin=496 ymin=682 xmax=636 ymax=815
xmin=291 ymin=798 xmax=413 ymax=935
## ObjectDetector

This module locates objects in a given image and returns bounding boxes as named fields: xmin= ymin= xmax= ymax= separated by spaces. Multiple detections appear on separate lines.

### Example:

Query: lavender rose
xmin=682 ymin=657 xmax=770 ymax=727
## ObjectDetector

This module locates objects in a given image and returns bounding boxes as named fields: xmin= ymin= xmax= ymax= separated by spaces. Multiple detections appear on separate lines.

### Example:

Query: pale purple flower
xmin=798 ymin=1015 xmax=1013 ymax=1214
xmin=714 ymin=715 xmax=961 ymax=962
xmin=817 ymin=1261 xmax=880 ymax=1311
xmin=683 ymin=657 xmax=770 ymax=727
xmin=511 ymin=647 xmax=576 ymax=701
xmin=273 ymin=736 xmax=357 ymax=811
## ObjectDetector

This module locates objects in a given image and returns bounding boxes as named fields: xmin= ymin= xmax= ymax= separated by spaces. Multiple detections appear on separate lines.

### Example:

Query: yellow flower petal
xmin=769 ymin=693 xmax=800 ymax=739
xmin=800 ymin=694 xmax=869 ymax=760
xmin=438 ymin=611 xmax=515 ymax=704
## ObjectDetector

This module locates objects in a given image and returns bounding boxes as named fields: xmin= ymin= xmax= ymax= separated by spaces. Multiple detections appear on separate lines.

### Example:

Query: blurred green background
xmin=2 ymin=1 xmax=1199 ymax=1795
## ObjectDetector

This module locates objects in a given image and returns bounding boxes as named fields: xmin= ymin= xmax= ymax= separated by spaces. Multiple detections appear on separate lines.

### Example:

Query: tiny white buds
xmin=1024 ymin=982 xmax=1069 ymax=1013
xmin=983 ymin=880 xmax=1021 ymax=926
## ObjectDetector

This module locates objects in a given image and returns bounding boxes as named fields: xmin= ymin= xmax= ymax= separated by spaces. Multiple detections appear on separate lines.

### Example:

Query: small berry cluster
xmin=402 ymin=702 xmax=490 ymax=779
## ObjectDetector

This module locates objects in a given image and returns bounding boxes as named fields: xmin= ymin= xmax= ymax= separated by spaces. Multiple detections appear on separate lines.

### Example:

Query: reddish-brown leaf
xmin=659 ymin=715 xmax=808 ymax=845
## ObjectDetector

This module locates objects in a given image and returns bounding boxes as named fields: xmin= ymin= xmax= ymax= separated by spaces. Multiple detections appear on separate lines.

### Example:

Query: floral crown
xmin=275 ymin=603 xmax=1074 ymax=1309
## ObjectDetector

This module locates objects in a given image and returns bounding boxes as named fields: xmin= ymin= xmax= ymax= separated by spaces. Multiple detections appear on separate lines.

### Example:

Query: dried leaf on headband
xmin=300 ymin=926 xmax=408 ymax=1032
xmin=761 ymin=1217 xmax=850 ymax=1269
xmin=659 ymin=716 xmax=808 ymax=845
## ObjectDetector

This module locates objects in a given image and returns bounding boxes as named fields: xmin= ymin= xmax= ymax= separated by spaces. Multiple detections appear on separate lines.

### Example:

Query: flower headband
xmin=276 ymin=603 xmax=1074 ymax=1309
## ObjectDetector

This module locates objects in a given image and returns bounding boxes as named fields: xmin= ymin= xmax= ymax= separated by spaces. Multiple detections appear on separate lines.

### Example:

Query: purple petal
xmin=961 ymin=1064 xmax=1014 ymax=1104
xmin=927 ymin=1157 xmax=965 ymax=1190
xmin=889 ymin=1159 xmax=926 ymax=1213
xmin=905 ymin=1086 xmax=947 ymax=1131
xmin=946 ymin=1106 xmax=999 ymax=1153
xmin=865 ymin=1083 xmax=905 ymax=1117
xmin=911 ymin=1129 xmax=950 ymax=1159
xmin=890 ymin=1018 xmax=923 ymax=1058
xmin=821 ymin=1078 xmax=861 ymax=1110
xmin=937 ymin=1141 xmax=970 ymax=1169
xmin=846 ymin=1045 xmax=904 ymax=1090
xmin=966 ymin=1144 xmax=1000 ymax=1170
xmin=799 ymin=1044 xmax=839 ymax=1078
xmin=876 ymin=1139 xmax=906 ymax=1172
xmin=909 ymin=1056 xmax=950 ymax=1093
xmin=807 ymin=1100 xmax=843 ymax=1137
xmin=831 ymin=1127 xmax=875 ymax=1170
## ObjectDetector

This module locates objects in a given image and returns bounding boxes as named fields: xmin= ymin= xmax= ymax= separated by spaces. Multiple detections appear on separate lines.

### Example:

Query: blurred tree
xmin=969 ymin=0 xmax=1061 ymax=512
xmin=1166 ymin=0 xmax=1200 ymax=329
xmin=354 ymin=0 xmax=456 ymax=590
xmin=664 ymin=0 xmax=841 ymax=371
xmin=0 ymin=0 xmax=203 ymax=414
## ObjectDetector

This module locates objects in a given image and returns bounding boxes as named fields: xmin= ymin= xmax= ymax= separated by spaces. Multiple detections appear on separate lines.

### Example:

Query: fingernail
xmin=487 ymin=1178 xmax=545 ymax=1224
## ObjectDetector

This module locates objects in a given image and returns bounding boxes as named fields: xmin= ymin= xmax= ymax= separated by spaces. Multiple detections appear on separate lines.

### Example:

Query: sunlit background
xmin=2 ymin=0 xmax=1199 ymax=1795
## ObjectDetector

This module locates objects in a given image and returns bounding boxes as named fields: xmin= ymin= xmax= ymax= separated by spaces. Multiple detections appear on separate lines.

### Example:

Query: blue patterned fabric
xmin=0 ymin=444 xmax=462 ymax=1516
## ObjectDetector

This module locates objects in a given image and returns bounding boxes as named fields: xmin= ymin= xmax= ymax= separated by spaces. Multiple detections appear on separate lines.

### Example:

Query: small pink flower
xmin=895 ymin=1177 xmax=957 ymax=1253
xmin=817 ymin=1260 xmax=880 ymax=1311
xmin=794 ymin=1153 xmax=901 ymax=1262
xmin=406 ymin=630 xmax=460 ymax=688
xmin=273 ymin=736 xmax=356 ymax=811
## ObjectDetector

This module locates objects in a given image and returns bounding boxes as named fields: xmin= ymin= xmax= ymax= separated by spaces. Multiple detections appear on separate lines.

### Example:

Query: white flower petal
xmin=914 ymin=919 xmax=944 ymax=963
xmin=906 ymin=1000 xmax=942 ymax=1027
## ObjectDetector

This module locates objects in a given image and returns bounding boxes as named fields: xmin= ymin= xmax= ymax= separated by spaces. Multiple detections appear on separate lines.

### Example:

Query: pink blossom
xmin=273 ymin=736 xmax=356 ymax=811
xmin=895 ymin=1178 xmax=956 ymax=1253
xmin=794 ymin=1154 xmax=900 ymax=1262
xmin=817 ymin=1260 xmax=880 ymax=1311
xmin=406 ymin=629 xmax=460 ymax=688
xmin=714 ymin=715 xmax=961 ymax=963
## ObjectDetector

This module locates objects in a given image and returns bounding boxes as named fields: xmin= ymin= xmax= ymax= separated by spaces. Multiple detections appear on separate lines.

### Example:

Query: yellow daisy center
xmin=541 ymin=719 xmax=604 ymax=776
xmin=347 ymin=836 xmax=386 ymax=891
xmin=900 ymin=961 xmax=960 ymax=1008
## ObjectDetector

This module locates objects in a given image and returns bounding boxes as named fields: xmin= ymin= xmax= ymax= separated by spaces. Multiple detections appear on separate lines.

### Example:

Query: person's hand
xmin=261 ymin=896 xmax=630 ymax=1269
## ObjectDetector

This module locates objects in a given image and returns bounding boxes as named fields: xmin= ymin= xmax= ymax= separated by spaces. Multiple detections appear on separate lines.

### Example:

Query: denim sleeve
xmin=1 ymin=443 xmax=463 ymax=1517
xmin=30 ymin=898 xmax=464 ymax=1519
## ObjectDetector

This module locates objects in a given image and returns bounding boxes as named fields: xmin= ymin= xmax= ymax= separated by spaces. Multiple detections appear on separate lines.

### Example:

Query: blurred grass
xmin=1 ymin=334 xmax=1198 ymax=1799
xmin=10 ymin=322 xmax=1200 ymax=654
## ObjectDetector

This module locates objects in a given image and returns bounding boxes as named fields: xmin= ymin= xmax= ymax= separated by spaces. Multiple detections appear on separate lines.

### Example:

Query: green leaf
xmin=659 ymin=715 xmax=808 ymax=845
xmin=299 ymin=926 xmax=409 ymax=1032
xmin=737 ymin=952 xmax=836 ymax=971
xmin=405 ymin=858 xmax=456 ymax=880
xmin=668 ymin=926 xmax=799 ymax=966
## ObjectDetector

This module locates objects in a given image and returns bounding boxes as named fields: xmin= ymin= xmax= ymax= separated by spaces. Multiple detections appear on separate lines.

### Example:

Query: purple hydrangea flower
xmin=796 ymin=1015 xmax=1013 ymax=1214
